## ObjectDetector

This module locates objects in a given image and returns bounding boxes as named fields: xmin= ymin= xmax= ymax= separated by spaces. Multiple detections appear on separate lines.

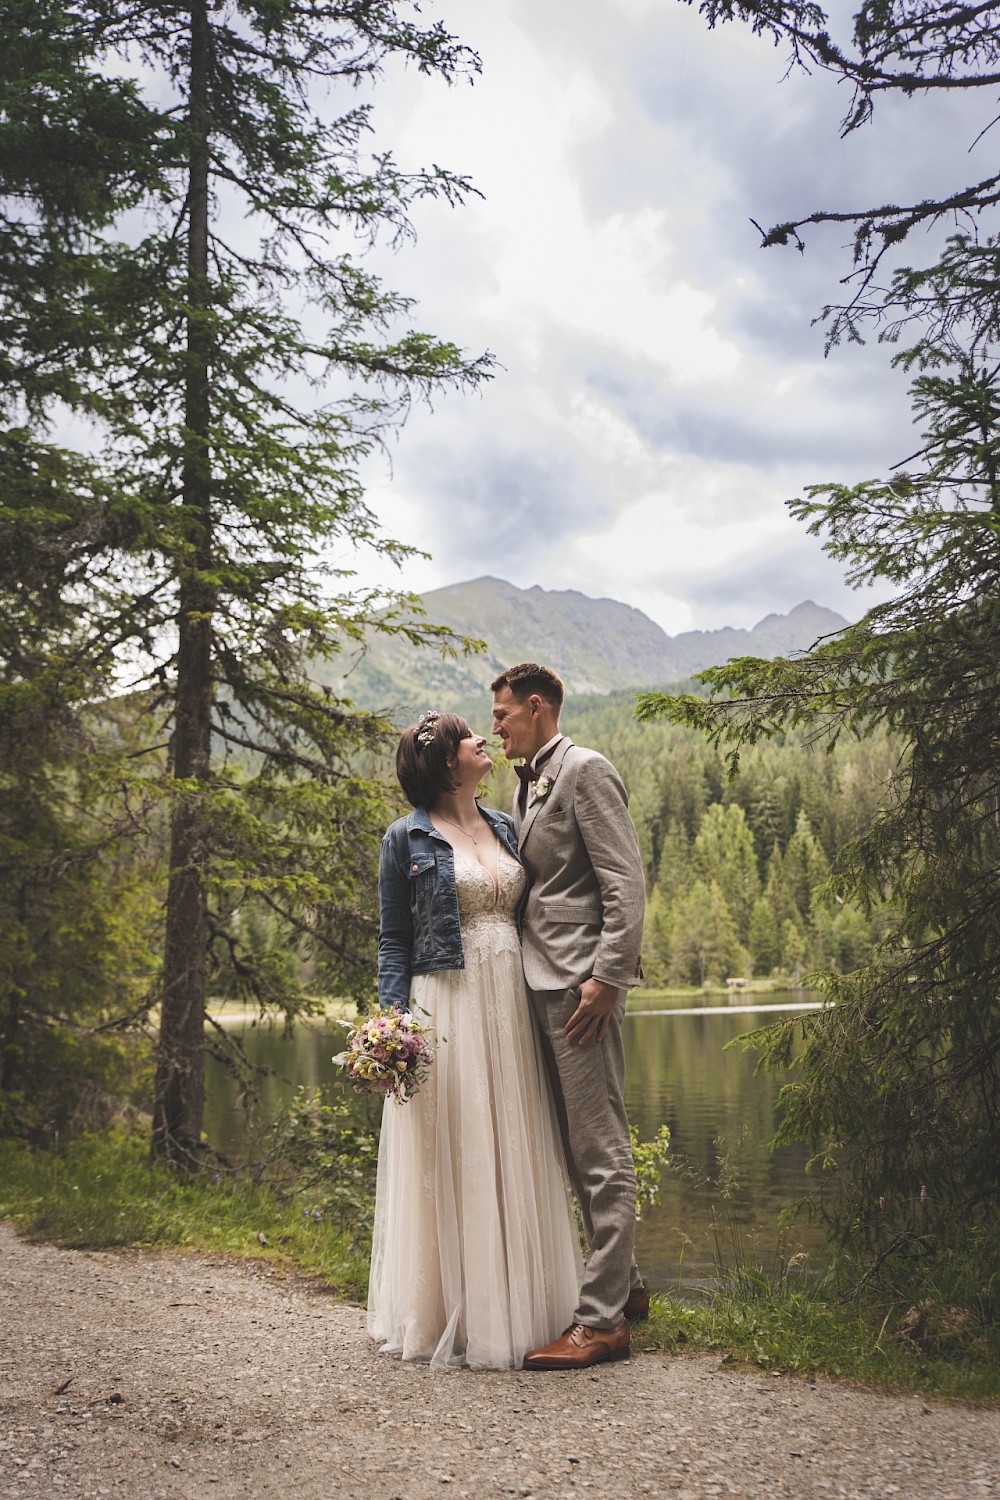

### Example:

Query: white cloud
xmin=568 ymin=469 xmax=812 ymax=628
xmin=337 ymin=0 xmax=940 ymax=635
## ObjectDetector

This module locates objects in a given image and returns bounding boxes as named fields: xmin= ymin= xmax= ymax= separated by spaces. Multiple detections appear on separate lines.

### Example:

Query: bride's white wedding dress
xmin=367 ymin=843 xmax=582 ymax=1369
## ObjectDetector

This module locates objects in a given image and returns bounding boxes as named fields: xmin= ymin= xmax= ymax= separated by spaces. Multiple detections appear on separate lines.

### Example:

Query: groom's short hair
xmin=490 ymin=662 xmax=565 ymax=713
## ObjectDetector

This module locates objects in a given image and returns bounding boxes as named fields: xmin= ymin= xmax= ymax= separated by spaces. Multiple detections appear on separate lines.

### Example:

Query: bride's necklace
xmin=435 ymin=813 xmax=481 ymax=846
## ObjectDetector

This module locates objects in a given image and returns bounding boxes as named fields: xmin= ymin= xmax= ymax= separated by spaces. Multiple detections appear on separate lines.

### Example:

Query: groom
xmin=490 ymin=662 xmax=648 ymax=1369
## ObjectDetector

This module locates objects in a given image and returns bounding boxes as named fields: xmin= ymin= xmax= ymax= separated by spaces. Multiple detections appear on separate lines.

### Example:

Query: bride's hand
xmin=564 ymin=978 xmax=620 ymax=1046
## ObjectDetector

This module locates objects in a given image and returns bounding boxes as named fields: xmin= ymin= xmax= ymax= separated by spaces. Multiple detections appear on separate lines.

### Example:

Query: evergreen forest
xmin=528 ymin=695 xmax=896 ymax=992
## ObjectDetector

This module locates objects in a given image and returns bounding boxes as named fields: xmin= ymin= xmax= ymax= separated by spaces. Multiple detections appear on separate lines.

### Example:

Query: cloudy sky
xmin=339 ymin=0 xmax=979 ymax=634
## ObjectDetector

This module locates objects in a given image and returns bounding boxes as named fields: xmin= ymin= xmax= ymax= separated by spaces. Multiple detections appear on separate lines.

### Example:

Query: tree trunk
xmin=152 ymin=0 xmax=214 ymax=1169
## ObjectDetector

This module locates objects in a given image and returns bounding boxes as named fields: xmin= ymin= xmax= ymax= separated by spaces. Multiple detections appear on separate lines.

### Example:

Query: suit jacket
xmin=514 ymin=737 xmax=645 ymax=993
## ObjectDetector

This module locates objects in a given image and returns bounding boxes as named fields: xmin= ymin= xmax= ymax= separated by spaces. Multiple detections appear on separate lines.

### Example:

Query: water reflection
xmin=624 ymin=995 xmax=826 ymax=1297
xmin=204 ymin=992 xmax=829 ymax=1299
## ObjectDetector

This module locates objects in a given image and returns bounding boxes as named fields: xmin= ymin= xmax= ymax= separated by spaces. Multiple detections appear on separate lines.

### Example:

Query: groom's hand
xmin=565 ymin=978 xmax=620 ymax=1046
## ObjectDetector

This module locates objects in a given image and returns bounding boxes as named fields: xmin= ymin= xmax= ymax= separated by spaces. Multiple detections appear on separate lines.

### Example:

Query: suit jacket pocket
xmin=546 ymin=899 xmax=602 ymax=925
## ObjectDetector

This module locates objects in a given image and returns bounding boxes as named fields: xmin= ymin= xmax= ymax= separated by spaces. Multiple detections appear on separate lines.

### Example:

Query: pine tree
xmin=762 ymin=842 xmax=794 ymax=934
xmin=782 ymin=810 xmax=830 ymax=921
xmin=648 ymin=0 xmax=1000 ymax=1256
xmin=638 ymin=350 xmax=1000 ymax=1244
xmin=1 ymin=1 xmax=492 ymax=1166
xmin=692 ymin=802 xmax=760 ymax=941
xmin=685 ymin=0 xmax=1000 ymax=350
xmin=640 ymin=885 xmax=672 ymax=989
xmin=669 ymin=879 xmax=741 ymax=987
xmin=0 ymin=483 xmax=159 ymax=1135
xmin=655 ymin=819 xmax=692 ymax=904
xmin=748 ymin=896 xmax=779 ymax=977
xmin=779 ymin=917 xmax=808 ymax=983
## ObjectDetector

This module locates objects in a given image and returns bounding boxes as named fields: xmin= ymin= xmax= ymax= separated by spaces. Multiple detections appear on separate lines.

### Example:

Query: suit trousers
xmin=528 ymin=984 xmax=640 ymax=1329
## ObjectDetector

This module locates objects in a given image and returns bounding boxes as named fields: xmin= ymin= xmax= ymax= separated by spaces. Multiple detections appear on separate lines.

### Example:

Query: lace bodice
xmin=453 ymin=845 xmax=525 ymax=964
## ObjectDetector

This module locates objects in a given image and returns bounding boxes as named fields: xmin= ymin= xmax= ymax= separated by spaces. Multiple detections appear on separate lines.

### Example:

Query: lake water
xmin=204 ymin=991 xmax=829 ymax=1299
xmin=624 ymin=992 xmax=828 ymax=1297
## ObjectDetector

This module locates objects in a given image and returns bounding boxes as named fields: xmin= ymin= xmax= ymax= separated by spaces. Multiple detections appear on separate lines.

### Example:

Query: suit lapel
xmin=517 ymin=737 xmax=573 ymax=852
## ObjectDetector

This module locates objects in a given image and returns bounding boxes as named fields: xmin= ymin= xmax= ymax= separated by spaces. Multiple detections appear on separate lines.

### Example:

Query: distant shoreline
xmin=204 ymin=983 xmax=814 ymax=1028
xmin=206 ymin=998 xmax=358 ymax=1028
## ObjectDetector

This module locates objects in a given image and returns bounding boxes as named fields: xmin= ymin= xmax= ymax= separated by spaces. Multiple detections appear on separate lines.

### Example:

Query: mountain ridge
xmin=319 ymin=577 xmax=848 ymax=720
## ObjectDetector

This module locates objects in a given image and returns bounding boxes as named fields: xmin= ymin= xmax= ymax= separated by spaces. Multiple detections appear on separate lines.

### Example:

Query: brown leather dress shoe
xmin=623 ymin=1284 xmax=650 ymax=1321
xmin=522 ymin=1320 xmax=631 ymax=1370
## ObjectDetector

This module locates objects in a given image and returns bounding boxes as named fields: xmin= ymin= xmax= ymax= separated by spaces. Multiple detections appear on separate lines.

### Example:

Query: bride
xmin=368 ymin=710 xmax=581 ymax=1370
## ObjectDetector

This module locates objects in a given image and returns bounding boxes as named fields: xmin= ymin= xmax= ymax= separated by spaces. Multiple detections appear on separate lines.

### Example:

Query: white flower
xmin=416 ymin=710 xmax=440 ymax=746
xmin=530 ymin=773 xmax=554 ymax=804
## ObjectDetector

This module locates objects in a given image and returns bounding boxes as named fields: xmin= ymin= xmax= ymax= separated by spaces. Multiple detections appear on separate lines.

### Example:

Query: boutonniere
xmin=530 ymin=773 xmax=554 ymax=805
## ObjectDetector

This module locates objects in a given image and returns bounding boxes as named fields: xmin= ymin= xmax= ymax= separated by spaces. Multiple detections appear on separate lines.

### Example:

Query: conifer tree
xmin=647 ymin=0 xmax=1000 ymax=1256
xmin=747 ymin=896 xmax=778 ymax=977
xmin=684 ymin=0 xmax=1000 ymax=348
xmin=639 ymin=353 xmax=1000 ymax=1244
xmin=669 ymin=879 xmax=742 ymax=987
xmin=0 ymin=1 xmax=491 ymax=1165
xmin=640 ymin=885 xmax=673 ymax=989
xmin=782 ymin=811 xmax=830 ymax=921
xmin=692 ymin=802 xmax=760 ymax=941
xmin=656 ymin=819 xmax=692 ymax=903
xmin=0 ymin=489 xmax=159 ymax=1136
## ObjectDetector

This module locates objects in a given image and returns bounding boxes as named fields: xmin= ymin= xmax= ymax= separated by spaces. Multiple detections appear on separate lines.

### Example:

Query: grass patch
xmin=629 ymin=980 xmax=792 ymax=1005
xmin=0 ymin=1130 xmax=370 ymax=1299
xmin=636 ymin=1273 xmax=1000 ymax=1403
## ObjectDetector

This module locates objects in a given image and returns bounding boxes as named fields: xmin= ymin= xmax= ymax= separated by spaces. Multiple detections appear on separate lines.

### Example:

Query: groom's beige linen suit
xmin=514 ymin=736 xmax=646 ymax=1329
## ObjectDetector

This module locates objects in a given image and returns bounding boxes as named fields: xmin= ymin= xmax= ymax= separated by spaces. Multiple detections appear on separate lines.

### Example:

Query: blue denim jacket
xmin=377 ymin=805 xmax=521 ymax=1010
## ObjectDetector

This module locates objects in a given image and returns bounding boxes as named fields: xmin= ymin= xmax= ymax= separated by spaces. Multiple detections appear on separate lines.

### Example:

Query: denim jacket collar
xmin=405 ymin=804 xmax=514 ymax=848
xmin=377 ymin=802 xmax=520 ymax=1010
xmin=406 ymin=806 xmax=447 ymax=841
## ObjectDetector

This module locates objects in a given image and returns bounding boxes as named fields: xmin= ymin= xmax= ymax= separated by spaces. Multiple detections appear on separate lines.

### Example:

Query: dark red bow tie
xmin=514 ymin=742 xmax=559 ymax=786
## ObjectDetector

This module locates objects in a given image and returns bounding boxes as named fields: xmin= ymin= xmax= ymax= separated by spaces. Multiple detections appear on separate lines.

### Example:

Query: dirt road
xmin=1 ymin=1224 xmax=997 ymax=1499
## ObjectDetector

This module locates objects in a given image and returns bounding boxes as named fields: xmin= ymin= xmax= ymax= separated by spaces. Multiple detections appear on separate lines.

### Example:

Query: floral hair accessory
xmin=416 ymin=710 xmax=441 ymax=748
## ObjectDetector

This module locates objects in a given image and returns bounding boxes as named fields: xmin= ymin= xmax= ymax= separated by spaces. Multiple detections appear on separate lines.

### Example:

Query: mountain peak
xmin=320 ymin=578 xmax=850 ymax=720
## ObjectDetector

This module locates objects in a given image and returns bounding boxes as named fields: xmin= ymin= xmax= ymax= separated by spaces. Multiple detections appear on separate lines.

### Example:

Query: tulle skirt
xmin=367 ymin=924 xmax=582 ymax=1370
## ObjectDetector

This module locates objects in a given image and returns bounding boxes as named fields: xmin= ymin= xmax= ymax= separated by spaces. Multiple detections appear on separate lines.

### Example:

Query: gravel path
xmin=2 ymin=1223 xmax=997 ymax=1500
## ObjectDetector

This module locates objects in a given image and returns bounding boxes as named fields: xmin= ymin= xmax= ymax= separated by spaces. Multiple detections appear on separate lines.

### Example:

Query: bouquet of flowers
xmin=333 ymin=1003 xmax=432 ymax=1104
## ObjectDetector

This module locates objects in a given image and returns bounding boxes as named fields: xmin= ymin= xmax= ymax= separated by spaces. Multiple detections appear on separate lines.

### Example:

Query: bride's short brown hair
xmin=396 ymin=711 xmax=471 ymax=809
